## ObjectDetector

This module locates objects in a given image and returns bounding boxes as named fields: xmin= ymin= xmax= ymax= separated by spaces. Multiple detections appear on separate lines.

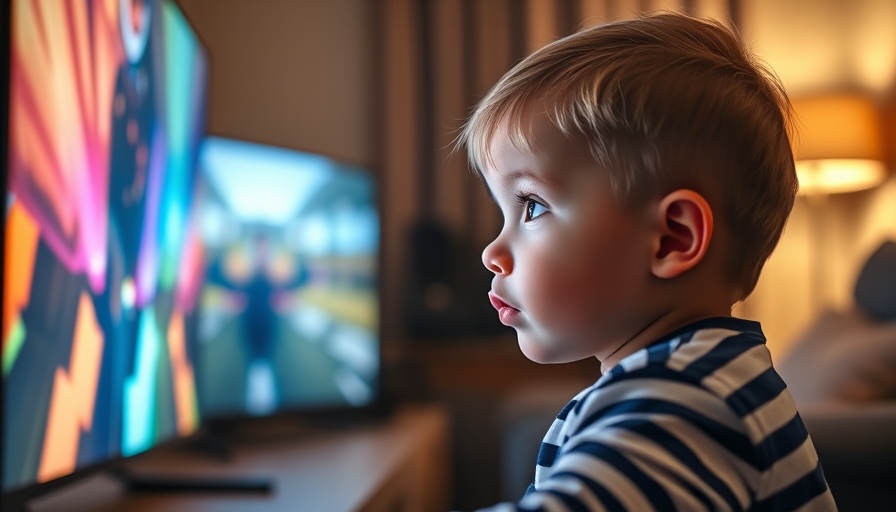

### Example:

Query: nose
xmin=482 ymin=237 xmax=512 ymax=275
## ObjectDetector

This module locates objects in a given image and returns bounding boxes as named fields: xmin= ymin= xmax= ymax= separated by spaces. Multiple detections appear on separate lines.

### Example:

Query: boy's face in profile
xmin=481 ymin=110 xmax=660 ymax=364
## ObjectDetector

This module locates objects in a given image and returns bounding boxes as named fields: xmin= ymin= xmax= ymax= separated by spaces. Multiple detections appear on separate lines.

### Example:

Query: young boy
xmin=457 ymin=12 xmax=837 ymax=511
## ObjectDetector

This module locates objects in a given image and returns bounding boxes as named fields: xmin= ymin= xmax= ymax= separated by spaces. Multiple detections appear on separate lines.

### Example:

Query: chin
xmin=516 ymin=334 xmax=571 ymax=365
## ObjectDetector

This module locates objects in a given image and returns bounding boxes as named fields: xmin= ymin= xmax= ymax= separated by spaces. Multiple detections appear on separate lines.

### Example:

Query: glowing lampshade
xmin=792 ymin=94 xmax=888 ymax=195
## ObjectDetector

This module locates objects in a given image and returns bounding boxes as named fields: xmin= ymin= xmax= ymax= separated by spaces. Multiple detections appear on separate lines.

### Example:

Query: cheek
xmin=522 ymin=232 xmax=644 ymax=329
xmin=520 ymin=242 xmax=603 ymax=321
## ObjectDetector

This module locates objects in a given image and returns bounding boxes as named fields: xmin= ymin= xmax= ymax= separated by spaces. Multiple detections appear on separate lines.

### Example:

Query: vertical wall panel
xmin=556 ymin=0 xmax=580 ymax=37
xmin=381 ymin=0 xmax=423 ymax=339
xmin=695 ymin=0 xmax=735 ymax=27
xmin=471 ymin=0 xmax=514 ymax=249
xmin=650 ymin=0 xmax=684 ymax=13
xmin=526 ymin=0 xmax=559 ymax=53
xmin=432 ymin=0 xmax=471 ymax=235
xmin=580 ymin=0 xmax=611 ymax=27
xmin=473 ymin=0 xmax=514 ymax=95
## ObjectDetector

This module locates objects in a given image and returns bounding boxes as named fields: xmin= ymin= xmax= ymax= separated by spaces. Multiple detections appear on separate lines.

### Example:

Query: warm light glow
xmin=796 ymin=159 xmax=888 ymax=195
xmin=792 ymin=94 xmax=888 ymax=196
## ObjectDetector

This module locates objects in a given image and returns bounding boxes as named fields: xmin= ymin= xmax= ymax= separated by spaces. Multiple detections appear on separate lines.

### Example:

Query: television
xmin=2 ymin=0 xmax=209 ymax=507
xmin=193 ymin=136 xmax=382 ymax=422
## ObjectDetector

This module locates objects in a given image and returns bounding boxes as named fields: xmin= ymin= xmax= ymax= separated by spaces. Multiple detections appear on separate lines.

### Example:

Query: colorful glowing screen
xmin=2 ymin=0 xmax=209 ymax=495
xmin=195 ymin=137 xmax=380 ymax=419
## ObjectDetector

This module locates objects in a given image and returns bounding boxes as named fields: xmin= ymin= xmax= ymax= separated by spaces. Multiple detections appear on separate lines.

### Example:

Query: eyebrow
xmin=483 ymin=171 xmax=544 ymax=210
xmin=499 ymin=168 xmax=556 ymax=192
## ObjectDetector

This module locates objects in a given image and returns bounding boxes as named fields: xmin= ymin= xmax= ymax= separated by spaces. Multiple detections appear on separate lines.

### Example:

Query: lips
xmin=488 ymin=291 xmax=520 ymax=325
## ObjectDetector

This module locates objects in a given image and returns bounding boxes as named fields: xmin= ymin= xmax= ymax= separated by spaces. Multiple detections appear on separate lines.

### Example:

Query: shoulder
xmin=528 ymin=319 xmax=834 ymax=510
xmin=564 ymin=318 xmax=781 ymax=456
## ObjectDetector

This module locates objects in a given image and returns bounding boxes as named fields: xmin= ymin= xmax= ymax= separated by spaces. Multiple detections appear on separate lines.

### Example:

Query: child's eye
xmin=515 ymin=194 xmax=549 ymax=222
xmin=526 ymin=200 xmax=548 ymax=221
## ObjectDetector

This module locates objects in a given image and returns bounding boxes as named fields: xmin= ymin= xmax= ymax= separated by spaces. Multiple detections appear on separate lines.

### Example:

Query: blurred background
xmin=175 ymin=0 xmax=896 ymax=509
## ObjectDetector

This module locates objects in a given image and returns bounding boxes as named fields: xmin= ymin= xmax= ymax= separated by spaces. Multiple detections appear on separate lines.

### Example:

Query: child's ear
xmin=651 ymin=189 xmax=713 ymax=279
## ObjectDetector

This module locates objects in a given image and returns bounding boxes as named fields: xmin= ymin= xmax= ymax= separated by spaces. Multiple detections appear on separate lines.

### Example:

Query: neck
xmin=598 ymin=303 xmax=732 ymax=374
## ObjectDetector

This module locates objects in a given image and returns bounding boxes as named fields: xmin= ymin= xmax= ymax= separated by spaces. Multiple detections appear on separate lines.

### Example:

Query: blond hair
xmin=457 ymin=12 xmax=797 ymax=299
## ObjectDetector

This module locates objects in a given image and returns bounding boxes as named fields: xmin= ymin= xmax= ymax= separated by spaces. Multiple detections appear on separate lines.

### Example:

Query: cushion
xmin=777 ymin=309 xmax=896 ymax=407
xmin=854 ymin=240 xmax=896 ymax=321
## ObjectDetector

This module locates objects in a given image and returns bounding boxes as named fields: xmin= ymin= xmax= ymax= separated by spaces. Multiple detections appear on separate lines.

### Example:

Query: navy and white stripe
xmin=479 ymin=317 xmax=837 ymax=511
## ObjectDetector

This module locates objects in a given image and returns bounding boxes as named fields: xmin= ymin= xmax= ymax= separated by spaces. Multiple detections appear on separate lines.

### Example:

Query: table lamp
xmin=790 ymin=93 xmax=889 ymax=309
xmin=792 ymin=93 xmax=887 ymax=196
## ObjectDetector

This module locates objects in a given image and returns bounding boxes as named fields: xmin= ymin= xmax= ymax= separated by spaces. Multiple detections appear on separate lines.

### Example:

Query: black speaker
xmin=403 ymin=219 xmax=506 ymax=339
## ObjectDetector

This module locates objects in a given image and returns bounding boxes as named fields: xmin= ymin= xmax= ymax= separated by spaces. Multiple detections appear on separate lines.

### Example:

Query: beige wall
xmin=178 ymin=0 xmax=375 ymax=165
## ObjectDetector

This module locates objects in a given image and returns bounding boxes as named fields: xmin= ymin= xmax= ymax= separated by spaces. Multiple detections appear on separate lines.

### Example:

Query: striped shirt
xmin=480 ymin=317 xmax=837 ymax=511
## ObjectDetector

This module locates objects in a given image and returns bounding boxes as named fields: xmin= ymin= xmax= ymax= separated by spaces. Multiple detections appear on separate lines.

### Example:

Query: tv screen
xmin=194 ymin=136 xmax=381 ymax=420
xmin=2 ymin=0 xmax=209 ymax=502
